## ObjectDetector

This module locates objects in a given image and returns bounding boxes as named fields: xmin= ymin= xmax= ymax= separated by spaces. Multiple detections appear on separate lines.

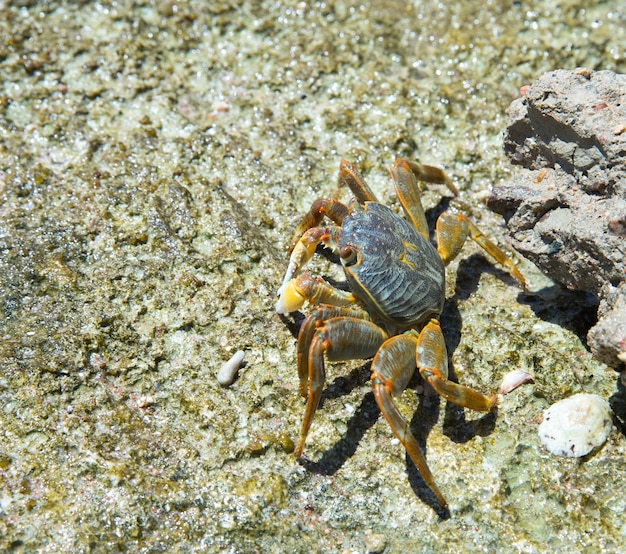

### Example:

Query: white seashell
xmin=499 ymin=370 xmax=534 ymax=395
xmin=538 ymin=393 xmax=613 ymax=458
xmin=217 ymin=350 xmax=245 ymax=386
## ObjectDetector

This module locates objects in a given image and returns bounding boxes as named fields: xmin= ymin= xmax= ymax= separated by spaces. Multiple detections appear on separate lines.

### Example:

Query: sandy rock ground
xmin=1 ymin=1 xmax=626 ymax=552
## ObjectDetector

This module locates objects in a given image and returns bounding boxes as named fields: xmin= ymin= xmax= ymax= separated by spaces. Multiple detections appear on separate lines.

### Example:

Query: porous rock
xmin=488 ymin=69 xmax=626 ymax=373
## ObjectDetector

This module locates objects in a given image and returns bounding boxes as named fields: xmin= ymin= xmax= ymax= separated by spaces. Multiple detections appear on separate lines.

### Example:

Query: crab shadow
xmin=439 ymin=258 xmax=502 ymax=444
xmin=297 ymin=362 xmax=377 ymax=477
xmin=298 ymin=375 xmax=453 ymax=517
xmin=454 ymin=250 xmax=599 ymax=345
xmin=517 ymin=284 xmax=599 ymax=345
xmin=609 ymin=378 xmax=626 ymax=437
xmin=296 ymin=293 xmax=497 ymax=519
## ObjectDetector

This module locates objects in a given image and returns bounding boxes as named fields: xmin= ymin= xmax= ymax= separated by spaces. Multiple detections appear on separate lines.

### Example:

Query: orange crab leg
xmin=296 ymin=305 xmax=370 ymax=398
xmin=371 ymin=333 xmax=448 ymax=507
xmin=435 ymin=212 xmax=526 ymax=288
xmin=417 ymin=320 xmax=497 ymax=412
xmin=402 ymin=158 xmax=459 ymax=196
xmin=295 ymin=317 xmax=388 ymax=458
xmin=390 ymin=159 xmax=430 ymax=239
xmin=277 ymin=225 xmax=342 ymax=311
xmin=276 ymin=271 xmax=355 ymax=314
xmin=288 ymin=197 xmax=349 ymax=253
xmin=390 ymin=158 xmax=459 ymax=240
xmin=338 ymin=159 xmax=379 ymax=203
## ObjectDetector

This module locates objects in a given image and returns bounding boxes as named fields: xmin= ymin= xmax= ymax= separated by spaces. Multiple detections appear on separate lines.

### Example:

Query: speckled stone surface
xmin=1 ymin=1 xmax=625 ymax=552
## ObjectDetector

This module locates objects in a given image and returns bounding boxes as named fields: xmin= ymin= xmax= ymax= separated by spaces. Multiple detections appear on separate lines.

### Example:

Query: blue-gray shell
xmin=339 ymin=202 xmax=445 ymax=328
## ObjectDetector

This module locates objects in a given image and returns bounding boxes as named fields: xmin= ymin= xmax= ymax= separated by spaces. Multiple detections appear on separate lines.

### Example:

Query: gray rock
xmin=488 ymin=69 xmax=626 ymax=373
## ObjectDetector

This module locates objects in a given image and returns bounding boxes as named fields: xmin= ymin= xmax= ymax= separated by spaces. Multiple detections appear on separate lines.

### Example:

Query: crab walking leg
xmin=390 ymin=159 xmax=430 ymax=239
xmin=401 ymin=158 xmax=459 ymax=197
xmin=417 ymin=320 xmax=497 ymax=412
xmin=435 ymin=212 xmax=526 ymax=288
xmin=391 ymin=158 xmax=459 ymax=241
xmin=338 ymin=159 xmax=379 ymax=203
xmin=276 ymin=271 xmax=355 ymax=314
xmin=288 ymin=198 xmax=349 ymax=253
xmin=278 ymin=225 xmax=341 ymax=301
xmin=371 ymin=333 xmax=448 ymax=507
xmin=295 ymin=317 xmax=388 ymax=458
xmin=297 ymin=306 xmax=370 ymax=397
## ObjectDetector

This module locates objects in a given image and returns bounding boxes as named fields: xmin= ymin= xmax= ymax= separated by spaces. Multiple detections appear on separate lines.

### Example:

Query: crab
xmin=276 ymin=158 xmax=525 ymax=508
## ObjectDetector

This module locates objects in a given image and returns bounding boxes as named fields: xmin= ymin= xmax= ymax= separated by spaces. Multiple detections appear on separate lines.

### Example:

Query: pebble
xmin=363 ymin=529 xmax=386 ymax=554
xmin=499 ymin=370 xmax=534 ymax=395
xmin=538 ymin=393 xmax=613 ymax=458
xmin=217 ymin=350 xmax=245 ymax=386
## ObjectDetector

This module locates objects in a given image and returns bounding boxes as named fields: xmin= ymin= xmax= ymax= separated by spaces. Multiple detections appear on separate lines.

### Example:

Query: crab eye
xmin=340 ymin=245 xmax=358 ymax=267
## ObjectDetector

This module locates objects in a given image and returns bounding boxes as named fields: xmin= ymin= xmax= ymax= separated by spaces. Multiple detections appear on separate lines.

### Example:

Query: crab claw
xmin=276 ymin=279 xmax=306 ymax=314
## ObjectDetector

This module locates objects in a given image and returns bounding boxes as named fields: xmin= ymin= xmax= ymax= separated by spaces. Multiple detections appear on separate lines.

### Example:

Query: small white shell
xmin=499 ymin=370 xmax=534 ymax=395
xmin=217 ymin=350 xmax=245 ymax=386
xmin=538 ymin=393 xmax=613 ymax=458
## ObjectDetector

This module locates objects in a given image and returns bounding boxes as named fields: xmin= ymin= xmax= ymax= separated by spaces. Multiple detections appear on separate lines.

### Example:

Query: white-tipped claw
xmin=275 ymin=280 xmax=306 ymax=314
xmin=281 ymin=261 xmax=298 ymax=290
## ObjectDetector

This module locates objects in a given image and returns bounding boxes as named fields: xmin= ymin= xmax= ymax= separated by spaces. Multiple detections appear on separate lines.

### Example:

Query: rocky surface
xmin=488 ymin=69 xmax=626 ymax=376
xmin=1 ymin=2 xmax=626 ymax=553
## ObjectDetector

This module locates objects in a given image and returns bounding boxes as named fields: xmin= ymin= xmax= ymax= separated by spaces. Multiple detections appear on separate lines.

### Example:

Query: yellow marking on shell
xmin=399 ymin=240 xmax=417 ymax=269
